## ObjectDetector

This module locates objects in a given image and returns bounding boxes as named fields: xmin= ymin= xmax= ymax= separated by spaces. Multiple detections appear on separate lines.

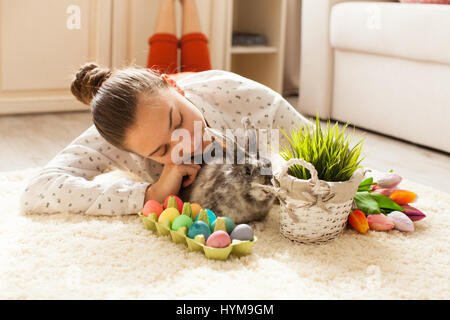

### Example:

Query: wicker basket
xmin=272 ymin=158 xmax=365 ymax=244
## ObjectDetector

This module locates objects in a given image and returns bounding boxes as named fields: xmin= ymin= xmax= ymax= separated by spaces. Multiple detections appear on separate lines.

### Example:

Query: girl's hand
xmin=144 ymin=163 xmax=200 ymax=204
xmin=164 ymin=162 xmax=201 ymax=188
xmin=177 ymin=163 xmax=202 ymax=188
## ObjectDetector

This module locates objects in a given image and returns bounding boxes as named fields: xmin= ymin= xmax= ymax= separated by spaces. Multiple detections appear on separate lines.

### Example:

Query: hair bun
xmin=71 ymin=62 xmax=112 ymax=105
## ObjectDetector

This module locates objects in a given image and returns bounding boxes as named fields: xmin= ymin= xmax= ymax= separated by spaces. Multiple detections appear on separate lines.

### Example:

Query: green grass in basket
xmin=279 ymin=115 xmax=365 ymax=182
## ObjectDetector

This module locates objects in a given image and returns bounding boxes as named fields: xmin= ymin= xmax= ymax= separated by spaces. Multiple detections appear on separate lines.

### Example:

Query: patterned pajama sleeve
xmin=269 ymin=88 xmax=314 ymax=149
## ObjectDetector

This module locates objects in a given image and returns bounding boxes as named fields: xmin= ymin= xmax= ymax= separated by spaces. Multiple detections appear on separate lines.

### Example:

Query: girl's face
xmin=125 ymin=88 xmax=208 ymax=165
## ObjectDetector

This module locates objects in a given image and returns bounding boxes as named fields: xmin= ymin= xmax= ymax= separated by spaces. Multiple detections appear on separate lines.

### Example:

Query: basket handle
xmin=278 ymin=158 xmax=321 ymax=194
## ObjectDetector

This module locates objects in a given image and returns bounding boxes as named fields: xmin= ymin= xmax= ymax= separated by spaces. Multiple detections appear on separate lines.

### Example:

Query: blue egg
xmin=194 ymin=208 xmax=217 ymax=225
xmin=187 ymin=221 xmax=211 ymax=241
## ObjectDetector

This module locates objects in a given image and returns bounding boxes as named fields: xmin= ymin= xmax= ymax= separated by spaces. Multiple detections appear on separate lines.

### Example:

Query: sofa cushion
xmin=330 ymin=2 xmax=450 ymax=65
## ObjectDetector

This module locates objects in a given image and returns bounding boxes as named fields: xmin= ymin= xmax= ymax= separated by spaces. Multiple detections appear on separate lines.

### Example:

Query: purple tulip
xmin=401 ymin=205 xmax=426 ymax=221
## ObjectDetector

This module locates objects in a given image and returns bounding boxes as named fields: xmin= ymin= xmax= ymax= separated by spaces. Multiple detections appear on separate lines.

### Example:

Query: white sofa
xmin=299 ymin=0 xmax=450 ymax=153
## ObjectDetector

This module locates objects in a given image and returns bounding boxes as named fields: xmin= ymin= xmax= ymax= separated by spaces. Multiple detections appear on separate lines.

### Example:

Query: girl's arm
xmin=270 ymin=90 xmax=314 ymax=146
xmin=19 ymin=125 xmax=158 ymax=216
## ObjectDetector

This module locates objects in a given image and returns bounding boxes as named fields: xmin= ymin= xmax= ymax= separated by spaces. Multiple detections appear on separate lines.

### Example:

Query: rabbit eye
xmin=245 ymin=166 xmax=252 ymax=175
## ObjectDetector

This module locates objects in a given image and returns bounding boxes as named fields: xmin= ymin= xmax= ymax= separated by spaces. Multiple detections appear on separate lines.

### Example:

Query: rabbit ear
xmin=241 ymin=117 xmax=259 ymax=159
xmin=205 ymin=127 xmax=238 ymax=163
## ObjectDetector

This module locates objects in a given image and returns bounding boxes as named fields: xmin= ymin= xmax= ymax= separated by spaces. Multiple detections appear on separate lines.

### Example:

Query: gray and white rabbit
xmin=179 ymin=121 xmax=276 ymax=224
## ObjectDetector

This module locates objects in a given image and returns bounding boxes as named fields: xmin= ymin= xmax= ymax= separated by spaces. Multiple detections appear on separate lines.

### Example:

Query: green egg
xmin=210 ymin=216 xmax=236 ymax=234
xmin=171 ymin=215 xmax=193 ymax=231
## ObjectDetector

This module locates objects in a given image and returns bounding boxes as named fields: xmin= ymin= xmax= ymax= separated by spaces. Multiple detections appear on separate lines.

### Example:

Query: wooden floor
xmin=0 ymin=111 xmax=92 ymax=170
xmin=1 ymin=106 xmax=449 ymax=193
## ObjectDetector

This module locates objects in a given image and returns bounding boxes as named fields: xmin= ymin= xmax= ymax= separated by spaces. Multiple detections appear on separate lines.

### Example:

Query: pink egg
xmin=206 ymin=231 xmax=231 ymax=248
xmin=142 ymin=200 xmax=163 ymax=218
xmin=164 ymin=195 xmax=183 ymax=213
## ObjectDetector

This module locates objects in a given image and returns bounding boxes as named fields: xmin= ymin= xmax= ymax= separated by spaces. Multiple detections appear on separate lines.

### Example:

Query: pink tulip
xmin=372 ymin=187 xmax=395 ymax=197
xmin=367 ymin=214 xmax=395 ymax=231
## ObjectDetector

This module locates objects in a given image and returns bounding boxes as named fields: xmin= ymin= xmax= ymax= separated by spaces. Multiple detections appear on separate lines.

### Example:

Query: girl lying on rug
xmin=19 ymin=0 xmax=311 ymax=218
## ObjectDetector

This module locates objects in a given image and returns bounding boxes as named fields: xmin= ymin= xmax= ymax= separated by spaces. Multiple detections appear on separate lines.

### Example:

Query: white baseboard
xmin=0 ymin=96 xmax=88 ymax=115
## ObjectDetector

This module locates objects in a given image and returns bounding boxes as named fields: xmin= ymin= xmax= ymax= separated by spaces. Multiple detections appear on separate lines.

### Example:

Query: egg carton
xmin=138 ymin=211 xmax=257 ymax=261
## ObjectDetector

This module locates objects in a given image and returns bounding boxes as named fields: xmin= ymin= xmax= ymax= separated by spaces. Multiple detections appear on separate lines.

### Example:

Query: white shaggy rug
xmin=0 ymin=167 xmax=449 ymax=300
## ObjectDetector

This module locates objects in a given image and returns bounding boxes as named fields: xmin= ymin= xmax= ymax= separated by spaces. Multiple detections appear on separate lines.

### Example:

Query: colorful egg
xmin=230 ymin=224 xmax=254 ymax=241
xmin=187 ymin=221 xmax=211 ymax=241
xmin=210 ymin=216 xmax=236 ymax=234
xmin=206 ymin=209 xmax=217 ymax=224
xmin=190 ymin=203 xmax=202 ymax=220
xmin=158 ymin=208 xmax=180 ymax=228
xmin=171 ymin=214 xmax=193 ymax=231
xmin=195 ymin=208 xmax=216 ymax=225
xmin=164 ymin=195 xmax=183 ymax=213
xmin=206 ymin=231 xmax=231 ymax=248
xmin=142 ymin=200 xmax=163 ymax=218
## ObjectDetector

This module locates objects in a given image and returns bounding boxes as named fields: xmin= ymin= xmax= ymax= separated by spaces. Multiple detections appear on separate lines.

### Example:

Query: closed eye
xmin=160 ymin=144 xmax=169 ymax=157
xmin=160 ymin=112 xmax=183 ymax=157
xmin=176 ymin=112 xmax=183 ymax=129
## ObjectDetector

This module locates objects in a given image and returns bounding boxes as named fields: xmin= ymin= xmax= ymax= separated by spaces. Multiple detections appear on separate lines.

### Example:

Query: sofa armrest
xmin=299 ymin=0 xmax=397 ymax=118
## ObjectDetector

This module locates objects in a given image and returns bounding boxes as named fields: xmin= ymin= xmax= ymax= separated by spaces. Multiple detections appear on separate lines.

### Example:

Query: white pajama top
xmin=19 ymin=70 xmax=311 ymax=216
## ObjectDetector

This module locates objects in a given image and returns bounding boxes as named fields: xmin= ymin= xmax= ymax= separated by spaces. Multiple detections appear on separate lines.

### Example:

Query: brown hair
xmin=70 ymin=62 xmax=169 ymax=152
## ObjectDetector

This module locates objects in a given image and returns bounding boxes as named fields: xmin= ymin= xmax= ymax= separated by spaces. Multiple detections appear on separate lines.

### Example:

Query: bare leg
xmin=181 ymin=0 xmax=203 ymax=35
xmin=154 ymin=0 xmax=176 ymax=34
